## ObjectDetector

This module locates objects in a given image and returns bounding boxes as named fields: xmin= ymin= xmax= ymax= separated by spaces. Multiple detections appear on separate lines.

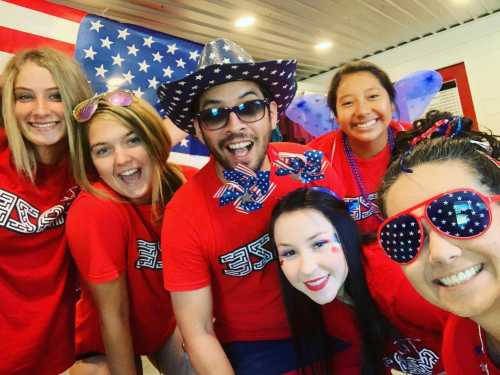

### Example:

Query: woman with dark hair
xmin=308 ymin=62 xmax=447 ymax=373
xmin=270 ymin=187 xmax=393 ymax=374
xmin=378 ymin=111 xmax=500 ymax=374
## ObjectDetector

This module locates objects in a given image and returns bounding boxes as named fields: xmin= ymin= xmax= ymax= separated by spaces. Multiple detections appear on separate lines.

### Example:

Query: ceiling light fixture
xmin=314 ymin=41 xmax=333 ymax=50
xmin=235 ymin=16 xmax=255 ymax=28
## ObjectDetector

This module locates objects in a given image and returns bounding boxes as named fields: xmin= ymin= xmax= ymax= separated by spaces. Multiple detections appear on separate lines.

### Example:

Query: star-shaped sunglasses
xmin=378 ymin=188 xmax=500 ymax=264
xmin=73 ymin=90 xmax=134 ymax=123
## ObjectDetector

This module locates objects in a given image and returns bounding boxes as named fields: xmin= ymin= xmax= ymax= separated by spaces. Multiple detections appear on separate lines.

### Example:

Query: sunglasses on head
xmin=73 ymin=90 xmax=134 ymax=123
xmin=195 ymin=98 xmax=270 ymax=131
xmin=378 ymin=188 xmax=500 ymax=264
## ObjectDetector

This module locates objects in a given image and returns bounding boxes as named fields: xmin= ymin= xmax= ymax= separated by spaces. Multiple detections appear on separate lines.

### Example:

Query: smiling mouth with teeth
xmin=227 ymin=141 xmax=253 ymax=155
xmin=29 ymin=121 xmax=60 ymax=129
xmin=118 ymin=168 xmax=141 ymax=182
xmin=353 ymin=119 xmax=377 ymax=129
xmin=435 ymin=264 xmax=484 ymax=287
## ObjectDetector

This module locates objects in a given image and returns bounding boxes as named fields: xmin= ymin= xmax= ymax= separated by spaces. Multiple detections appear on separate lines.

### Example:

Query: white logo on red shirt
xmin=0 ymin=186 xmax=78 ymax=234
xmin=219 ymin=234 xmax=274 ymax=277
xmin=135 ymin=239 xmax=162 ymax=270
xmin=344 ymin=193 xmax=379 ymax=221
xmin=384 ymin=338 xmax=439 ymax=375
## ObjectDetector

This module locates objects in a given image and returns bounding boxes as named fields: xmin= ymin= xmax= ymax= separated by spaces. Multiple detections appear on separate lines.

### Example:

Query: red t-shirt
xmin=0 ymin=129 xmax=77 ymax=375
xmin=162 ymin=142 xmax=345 ymax=343
xmin=67 ymin=182 xmax=176 ymax=355
xmin=442 ymin=315 xmax=500 ymax=375
xmin=308 ymin=120 xmax=409 ymax=236
xmin=310 ymin=123 xmax=448 ymax=374
xmin=322 ymin=300 xmax=362 ymax=374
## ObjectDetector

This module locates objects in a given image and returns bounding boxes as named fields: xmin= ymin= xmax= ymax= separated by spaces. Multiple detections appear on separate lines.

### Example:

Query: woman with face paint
xmin=309 ymin=62 xmax=448 ymax=374
xmin=66 ymin=91 xmax=195 ymax=375
xmin=270 ymin=187 xmax=395 ymax=375
xmin=379 ymin=111 xmax=500 ymax=374
xmin=0 ymin=48 xmax=92 ymax=375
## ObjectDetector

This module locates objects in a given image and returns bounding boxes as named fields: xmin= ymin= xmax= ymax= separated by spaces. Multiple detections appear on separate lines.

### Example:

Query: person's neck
xmin=35 ymin=143 xmax=67 ymax=166
xmin=475 ymin=304 xmax=500 ymax=366
xmin=347 ymin=129 xmax=389 ymax=159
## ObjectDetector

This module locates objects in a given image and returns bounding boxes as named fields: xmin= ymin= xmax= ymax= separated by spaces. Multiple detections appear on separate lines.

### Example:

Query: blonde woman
xmin=67 ymin=90 xmax=195 ymax=375
xmin=0 ymin=48 xmax=92 ymax=375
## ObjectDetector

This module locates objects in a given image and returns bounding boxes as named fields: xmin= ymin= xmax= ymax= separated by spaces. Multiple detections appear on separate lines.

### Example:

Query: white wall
xmin=298 ymin=12 xmax=500 ymax=134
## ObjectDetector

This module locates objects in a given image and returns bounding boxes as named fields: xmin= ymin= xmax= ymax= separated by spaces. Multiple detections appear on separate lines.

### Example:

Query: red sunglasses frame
xmin=378 ymin=188 xmax=500 ymax=264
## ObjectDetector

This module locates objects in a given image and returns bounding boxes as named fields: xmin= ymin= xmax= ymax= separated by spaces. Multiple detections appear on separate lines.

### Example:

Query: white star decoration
xmin=122 ymin=70 xmax=135 ymax=84
xmin=189 ymin=50 xmax=200 ymax=61
xmin=94 ymin=64 xmax=107 ymax=78
xmin=143 ymin=36 xmax=154 ymax=47
xmin=83 ymin=46 xmax=97 ymax=60
xmin=111 ymin=53 xmax=125 ymax=66
xmin=162 ymin=66 xmax=174 ymax=78
xmin=176 ymin=58 xmax=186 ymax=68
xmin=138 ymin=60 xmax=150 ymax=72
xmin=167 ymin=43 xmax=178 ymax=54
xmin=133 ymin=87 xmax=144 ymax=97
xmin=152 ymin=51 xmax=163 ymax=62
xmin=89 ymin=20 xmax=104 ymax=32
xmin=127 ymin=44 xmax=139 ymax=56
xmin=117 ymin=28 xmax=130 ymax=40
xmin=100 ymin=36 xmax=114 ymax=49
xmin=148 ymin=76 xmax=159 ymax=89
xmin=180 ymin=138 xmax=189 ymax=147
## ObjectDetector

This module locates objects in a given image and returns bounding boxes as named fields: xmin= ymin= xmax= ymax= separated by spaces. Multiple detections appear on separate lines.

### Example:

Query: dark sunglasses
xmin=195 ymin=98 xmax=270 ymax=131
xmin=73 ymin=90 xmax=134 ymax=123
xmin=378 ymin=188 xmax=500 ymax=264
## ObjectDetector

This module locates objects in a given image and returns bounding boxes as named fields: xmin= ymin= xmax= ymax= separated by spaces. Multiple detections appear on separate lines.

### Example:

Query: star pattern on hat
xmin=157 ymin=38 xmax=297 ymax=134
xmin=213 ymin=164 xmax=276 ymax=214
xmin=273 ymin=150 xmax=327 ymax=183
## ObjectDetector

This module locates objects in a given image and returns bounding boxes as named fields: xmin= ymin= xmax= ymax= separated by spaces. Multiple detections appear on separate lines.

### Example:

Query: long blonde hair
xmin=1 ymin=48 xmax=92 ymax=181
xmin=72 ymin=94 xmax=185 ymax=221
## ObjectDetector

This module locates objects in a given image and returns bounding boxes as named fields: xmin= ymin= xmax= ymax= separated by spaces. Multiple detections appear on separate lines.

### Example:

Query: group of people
xmin=0 ymin=36 xmax=498 ymax=375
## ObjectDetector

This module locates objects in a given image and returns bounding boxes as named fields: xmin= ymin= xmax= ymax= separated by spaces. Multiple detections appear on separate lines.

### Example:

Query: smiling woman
xmin=379 ymin=110 xmax=500 ymax=374
xmin=66 ymin=91 xmax=195 ymax=375
xmin=0 ymin=47 xmax=92 ymax=375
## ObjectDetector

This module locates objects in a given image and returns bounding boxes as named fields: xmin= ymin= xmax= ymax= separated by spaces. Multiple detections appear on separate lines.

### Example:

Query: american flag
xmin=0 ymin=0 xmax=209 ymax=167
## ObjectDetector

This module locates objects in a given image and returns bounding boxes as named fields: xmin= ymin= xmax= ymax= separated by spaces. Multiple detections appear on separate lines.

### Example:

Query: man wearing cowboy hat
xmin=158 ymin=39 xmax=345 ymax=374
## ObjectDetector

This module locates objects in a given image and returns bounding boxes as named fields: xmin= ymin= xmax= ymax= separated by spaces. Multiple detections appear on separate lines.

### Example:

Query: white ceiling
xmin=52 ymin=0 xmax=500 ymax=80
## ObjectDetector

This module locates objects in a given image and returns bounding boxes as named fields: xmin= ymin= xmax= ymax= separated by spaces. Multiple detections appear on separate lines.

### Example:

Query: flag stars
xmin=83 ymin=46 xmax=97 ymax=60
xmin=152 ymin=51 xmax=163 ymax=62
xmin=111 ymin=53 xmax=125 ymax=66
xmin=143 ymin=36 xmax=154 ymax=47
xmin=122 ymin=70 xmax=135 ymax=84
xmin=94 ymin=64 xmax=108 ymax=78
xmin=162 ymin=66 xmax=174 ymax=78
xmin=147 ymin=76 xmax=159 ymax=89
xmin=176 ymin=58 xmax=186 ymax=68
xmin=195 ymin=74 xmax=203 ymax=81
xmin=138 ymin=60 xmax=150 ymax=73
xmin=167 ymin=43 xmax=178 ymax=54
xmin=133 ymin=87 xmax=144 ymax=98
xmin=117 ymin=28 xmax=130 ymax=40
xmin=189 ymin=50 xmax=200 ymax=61
xmin=89 ymin=20 xmax=104 ymax=32
xmin=100 ymin=36 xmax=114 ymax=49
xmin=127 ymin=44 xmax=139 ymax=56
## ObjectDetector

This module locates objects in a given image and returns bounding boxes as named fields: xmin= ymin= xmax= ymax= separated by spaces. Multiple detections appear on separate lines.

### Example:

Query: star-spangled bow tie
xmin=214 ymin=164 xmax=276 ymax=214
xmin=274 ymin=150 xmax=326 ymax=183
